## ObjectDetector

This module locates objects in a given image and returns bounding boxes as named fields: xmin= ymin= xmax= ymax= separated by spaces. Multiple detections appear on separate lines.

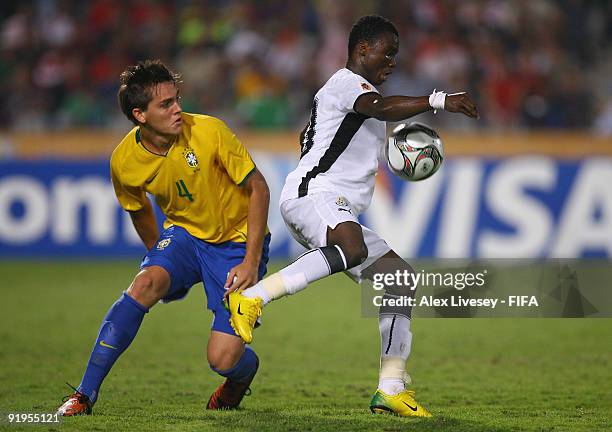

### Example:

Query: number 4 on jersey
xmin=175 ymin=179 xmax=193 ymax=202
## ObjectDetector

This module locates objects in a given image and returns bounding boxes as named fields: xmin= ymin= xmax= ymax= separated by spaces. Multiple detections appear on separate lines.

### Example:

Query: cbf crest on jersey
xmin=183 ymin=147 xmax=200 ymax=171
xmin=156 ymin=238 xmax=171 ymax=250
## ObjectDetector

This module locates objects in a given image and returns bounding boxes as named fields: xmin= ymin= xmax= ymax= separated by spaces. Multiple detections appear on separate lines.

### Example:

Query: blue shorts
xmin=140 ymin=225 xmax=270 ymax=336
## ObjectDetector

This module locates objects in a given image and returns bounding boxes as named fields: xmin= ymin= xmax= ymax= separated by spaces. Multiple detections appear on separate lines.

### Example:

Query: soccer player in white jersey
xmin=226 ymin=15 xmax=479 ymax=417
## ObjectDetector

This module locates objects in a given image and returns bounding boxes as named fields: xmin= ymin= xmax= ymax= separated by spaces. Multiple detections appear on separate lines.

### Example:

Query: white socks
xmin=240 ymin=272 xmax=307 ymax=304
xmin=242 ymin=246 xmax=347 ymax=305
xmin=243 ymin=249 xmax=413 ymax=396
xmin=378 ymin=314 xmax=412 ymax=395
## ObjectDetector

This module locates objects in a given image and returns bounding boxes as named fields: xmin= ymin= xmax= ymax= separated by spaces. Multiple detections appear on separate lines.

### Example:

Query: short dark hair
xmin=348 ymin=15 xmax=398 ymax=58
xmin=118 ymin=59 xmax=181 ymax=125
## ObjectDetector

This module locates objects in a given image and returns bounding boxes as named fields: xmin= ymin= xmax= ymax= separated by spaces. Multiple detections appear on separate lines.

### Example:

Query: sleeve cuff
xmin=238 ymin=165 xmax=256 ymax=186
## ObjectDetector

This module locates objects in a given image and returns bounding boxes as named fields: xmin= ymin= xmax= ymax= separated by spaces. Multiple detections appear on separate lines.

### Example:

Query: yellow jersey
xmin=110 ymin=113 xmax=256 ymax=243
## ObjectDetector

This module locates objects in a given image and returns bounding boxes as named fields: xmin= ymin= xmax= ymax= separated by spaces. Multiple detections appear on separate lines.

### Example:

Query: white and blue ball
xmin=386 ymin=122 xmax=444 ymax=182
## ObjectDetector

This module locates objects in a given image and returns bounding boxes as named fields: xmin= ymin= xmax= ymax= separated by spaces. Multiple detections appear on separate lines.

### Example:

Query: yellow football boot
xmin=369 ymin=389 xmax=432 ymax=418
xmin=226 ymin=292 xmax=262 ymax=344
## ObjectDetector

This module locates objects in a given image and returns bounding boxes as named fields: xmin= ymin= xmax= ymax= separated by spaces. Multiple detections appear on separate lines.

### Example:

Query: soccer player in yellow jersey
xmin=57 ymin=60 xmax=271 ymax=415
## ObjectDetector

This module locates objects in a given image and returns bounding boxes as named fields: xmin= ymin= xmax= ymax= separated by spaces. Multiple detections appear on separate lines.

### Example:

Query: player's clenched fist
xmin=445 ymin=92 xmax=479 ymax=119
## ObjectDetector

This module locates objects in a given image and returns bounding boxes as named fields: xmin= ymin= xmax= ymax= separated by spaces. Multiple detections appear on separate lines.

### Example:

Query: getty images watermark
xmin=361 ymin=259 xmax=612 ymax=318
xmin=368 ymin=268 xmax=535 ymax=309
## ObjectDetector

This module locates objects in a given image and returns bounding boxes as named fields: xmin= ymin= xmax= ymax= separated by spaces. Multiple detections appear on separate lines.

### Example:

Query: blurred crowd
xmin=1 ymin=0 xmax=611 ymax=133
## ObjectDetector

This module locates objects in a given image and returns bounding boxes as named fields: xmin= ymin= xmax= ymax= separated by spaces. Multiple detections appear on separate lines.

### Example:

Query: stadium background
xmin=1 ymin=0 xmax=611 ymax=259
xmin=1 ymin=2 xmax=611 ymax=431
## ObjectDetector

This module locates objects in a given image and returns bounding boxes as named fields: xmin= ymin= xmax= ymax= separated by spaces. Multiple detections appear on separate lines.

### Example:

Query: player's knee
xmin=343 ymin=242 xmax=368 ymax=269
xmin=128 ymin=270 xmax=168 ymax=307
xmin=208 ymin=345 xmax=242 ymax=371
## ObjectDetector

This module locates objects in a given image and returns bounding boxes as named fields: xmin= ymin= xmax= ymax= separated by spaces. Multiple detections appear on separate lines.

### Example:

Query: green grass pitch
xmin=0 ymin=261 xmax=610 ymax=431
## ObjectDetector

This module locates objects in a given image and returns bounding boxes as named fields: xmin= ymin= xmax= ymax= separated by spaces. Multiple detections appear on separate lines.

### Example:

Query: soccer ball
xmin=385 ymin=122 xmax=444 ymax=181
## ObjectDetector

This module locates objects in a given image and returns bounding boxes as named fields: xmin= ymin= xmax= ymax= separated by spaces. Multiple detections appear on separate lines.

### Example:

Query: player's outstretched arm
xmin=354 ymin=92 xmax=479 ymax=122
xmin=128 ymin=198 xmax=159 ymax=250
xmin=224 ymin=168 xmax=270 ymax=294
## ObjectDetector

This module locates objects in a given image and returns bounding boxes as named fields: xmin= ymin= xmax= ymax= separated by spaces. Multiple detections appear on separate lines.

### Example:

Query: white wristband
xmin=428 ymin=89 xmax=446 ymax=113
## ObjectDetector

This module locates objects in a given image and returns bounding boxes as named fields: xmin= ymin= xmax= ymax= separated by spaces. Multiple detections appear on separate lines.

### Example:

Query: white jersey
xmin=280 ymin=68 xmax=386 ymax=215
